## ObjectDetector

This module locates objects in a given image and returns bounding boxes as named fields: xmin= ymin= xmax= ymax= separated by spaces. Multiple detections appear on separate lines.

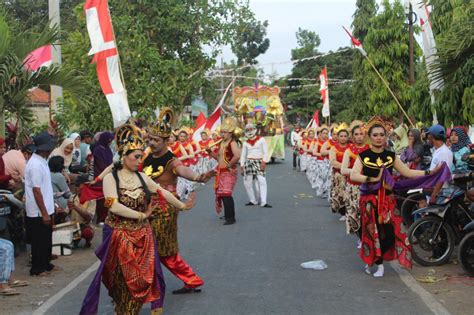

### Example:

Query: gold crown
xmin=221 ymin=116 xmax=238 ymax=133
xmin=115 ymin=124 xmax=145 ymax=155
xmin=350 ymin=120 xmax=364 ymax=131
xmin=366 ymin=115 xmax=391 ymax=133
xmin=334 ymin=122 xmax=349 ymax=134
xmin=148 ymin=107 xmax=174 ymax=138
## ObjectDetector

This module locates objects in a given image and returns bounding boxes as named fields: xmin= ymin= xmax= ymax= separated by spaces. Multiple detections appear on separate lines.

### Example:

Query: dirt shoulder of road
xmin=409 ymin=256 xmax=474 ymax=315
xmin=2 ymin=227 xmax=101 ymax=315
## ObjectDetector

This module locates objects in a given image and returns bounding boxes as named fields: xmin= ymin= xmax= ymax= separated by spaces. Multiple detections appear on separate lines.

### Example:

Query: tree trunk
xmin=0 ymin=99 xmax=5 ymax=138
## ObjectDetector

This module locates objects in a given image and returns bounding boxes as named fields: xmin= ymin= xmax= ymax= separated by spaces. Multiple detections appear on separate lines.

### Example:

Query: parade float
xmin=233 ymin=85 xmax=286 ymax=162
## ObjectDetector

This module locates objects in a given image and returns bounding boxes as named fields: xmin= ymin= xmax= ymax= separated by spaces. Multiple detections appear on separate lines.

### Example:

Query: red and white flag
xmin=343 ymin=26 xmax=367 ymax=56
xmin=306 ymin=110 xmax=320 ymax=129
xmin=192 ymin=112 xmax=207 ymax=143
xmin=319 ymin=66 xmax=330 ymax=118
xmin=409 ymin=0 xmax=443 ymax=92
xmin=205 ymin=78 xmax=235 ymax=132
xmin=84 ymin=0 xmax=130 ymax=127
xmin=24 ymin=45 xmax=52 ymax=71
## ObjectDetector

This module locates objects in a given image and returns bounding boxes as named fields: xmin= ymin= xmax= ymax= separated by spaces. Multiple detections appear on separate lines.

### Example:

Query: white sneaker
xmin=357 ymin=240 xmax=362 ymax=249
xmin=364 ymin=264 xmax=371 ymax=275
xmin=373 ymin=264 xmax=384 ymax=278
xmin=339 ymin=215 xmax=347 ymax=222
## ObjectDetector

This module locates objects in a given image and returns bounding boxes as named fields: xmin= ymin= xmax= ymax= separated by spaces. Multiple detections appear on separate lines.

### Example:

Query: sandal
xmin=10 ymin=280 xmax=29 ymax=288
xmin=0 ymin=288 xmax=20 ymax=296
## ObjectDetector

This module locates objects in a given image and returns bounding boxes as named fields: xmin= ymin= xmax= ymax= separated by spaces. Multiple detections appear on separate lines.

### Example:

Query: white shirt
xmin=25 ymin=153 xmax=55 ymax=217
xmin=430 ymin=144 xmax=453 ymax=171
xmin=240 ymin=137 xmax=268 ymax=166
xmin=291 ymin=131 xmax=300 ymax=146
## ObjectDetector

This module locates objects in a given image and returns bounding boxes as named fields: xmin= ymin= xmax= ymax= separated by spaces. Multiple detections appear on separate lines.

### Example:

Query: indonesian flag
xmin=409 ymin=0 xmax=443 ymax=92
xmin=84 ymin=0 xmax=130 ymax=127
xmin=84 ymin=0 xmax=116 ymax=55
xmin=205 ymin=79 xmax=234 ymax=132
xmin=306 ymin=110 xmax=320 ymax=129
xmin=24 ymin=45 xmax=52 ymax=71
xmin=192 ymin=112 xmax=207 ymax=143
xmin=320 ymin=66 xmax=330 ymax=118
xmin=343 ymin=26 xmax=367 ymax=56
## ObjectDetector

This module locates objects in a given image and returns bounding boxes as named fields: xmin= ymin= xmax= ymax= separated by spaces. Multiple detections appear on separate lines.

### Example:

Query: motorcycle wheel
xmin=408 ymin=215 xmax=455 ymax=266
xmin=459 ymin=231 xmax=474 ymax=277
xmin=401 ymin=192 xmax=427 ymax=228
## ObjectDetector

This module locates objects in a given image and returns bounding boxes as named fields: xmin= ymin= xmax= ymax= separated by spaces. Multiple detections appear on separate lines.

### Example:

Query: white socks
xmin=373 ymin=264 xmax=384 ymax=278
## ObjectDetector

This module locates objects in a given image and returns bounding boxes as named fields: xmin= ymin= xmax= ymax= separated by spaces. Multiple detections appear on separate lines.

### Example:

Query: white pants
xmin=243 ymin=175 xmax=267 ymax=206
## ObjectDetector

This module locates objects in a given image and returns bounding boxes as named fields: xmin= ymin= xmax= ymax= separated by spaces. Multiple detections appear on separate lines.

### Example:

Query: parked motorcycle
xmin=459 ymin=219 xmax=474 ymax=276
xmin=407 ymin=181 xmax=473 ymax=266
xmin=0 ymin=189 xmax=26 ymax=256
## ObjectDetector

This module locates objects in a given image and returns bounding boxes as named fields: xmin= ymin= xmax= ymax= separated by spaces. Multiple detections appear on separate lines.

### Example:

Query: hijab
xmin=393 ymin=125 xmax=409 ymax=154
xmin=93 ymin=131 xmax=114 ymax=165
xmin=451 ymin=127 xmax=471 ymax=152
xmin=50 ymin=138 xmax=74 ymax=168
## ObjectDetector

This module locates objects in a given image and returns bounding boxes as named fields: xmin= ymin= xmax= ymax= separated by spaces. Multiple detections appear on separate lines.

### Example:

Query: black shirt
xmin=142 ymin=150 xmax=175 ymax=179
xmin=358 ymin=148 xmax=395 ymax=178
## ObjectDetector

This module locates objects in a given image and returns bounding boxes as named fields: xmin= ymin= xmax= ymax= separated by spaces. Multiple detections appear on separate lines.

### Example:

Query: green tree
xmin=362 ymin=0 xmax=418 ymax=122
xmin=429 ymin=0 xmax=473 ymax=125
xmin=351 ymin=0 xmax=377 ymax=119
xmin=0 ymin=12 xmax=85 ymax=137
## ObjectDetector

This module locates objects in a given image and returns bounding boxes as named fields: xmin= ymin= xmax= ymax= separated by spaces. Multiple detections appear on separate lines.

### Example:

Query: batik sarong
xmin=330 ymin=171 xmax=346 ymax=214
xmin=214 ymin=167 xmax=238 ymax=213
xmin=345 ymin=183 xmax=361 ymax=234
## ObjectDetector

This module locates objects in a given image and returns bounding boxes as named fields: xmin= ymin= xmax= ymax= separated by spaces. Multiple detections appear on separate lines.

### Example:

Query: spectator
xmin=92 ymin=131 xmax=114 ymax=223
xmin=3 ymin=144 xmax=35 ymax=181
xmin=79 ymin=130 xmax=93 ymax=168
xmin=0 ymin=238 xmax=28 ymax=296
xmin=400 ymin=129 xmax=424 ymax=170
xmin=50 ymin=138 xmax=74 ymax=170
xmin=450 ymin=127 xmax=471 ymax=174
xmin=68 ymin=176 xmax=95 ymax=248
xmin=48 ymin=156 xmax=71 ymax=215
xmin=291 ymin=126 xmax=301 ymax=169
xmin=0 ymin=138 xmax=21 ymax=189
xmin=392 ymin=124 xmax=408 ymax=155
xmin=69 ymin=133 xmax=83 ymax=173
xmin=25 ymin=131 xmax=59 ymax=277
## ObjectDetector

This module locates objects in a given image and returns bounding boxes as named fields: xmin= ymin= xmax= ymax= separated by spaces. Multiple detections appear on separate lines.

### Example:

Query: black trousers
xmin=373 ymin=210 xmax=395 ymax=265
xmin=222 ymin=196 xmax=235 ymax=222
xmin=293 ymin=151 xmax=300 ymax=168
xmin=27 ymin=216 xmax=54 ymax=275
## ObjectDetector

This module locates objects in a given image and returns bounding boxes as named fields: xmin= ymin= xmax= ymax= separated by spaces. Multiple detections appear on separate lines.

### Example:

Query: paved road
xmin=48 ymin=151 xmax=434 ymax=315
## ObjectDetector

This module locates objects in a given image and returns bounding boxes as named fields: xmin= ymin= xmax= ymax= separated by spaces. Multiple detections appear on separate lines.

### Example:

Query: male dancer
xmin=240 ymin=123 xmax=272 ymax=208
xmin=207 ymin=117 xmax=241 ymax=225
xmin=144 ymin=108 xmax=215 ymax=294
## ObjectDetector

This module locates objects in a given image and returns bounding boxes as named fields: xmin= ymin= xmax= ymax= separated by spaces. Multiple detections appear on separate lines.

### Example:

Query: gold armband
xmin=104 ymin=197 xmax=117 ymax=208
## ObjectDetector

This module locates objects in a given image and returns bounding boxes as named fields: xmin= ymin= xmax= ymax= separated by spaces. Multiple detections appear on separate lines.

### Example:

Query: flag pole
xmin=363 ymin=56 xmax=415 ymax=128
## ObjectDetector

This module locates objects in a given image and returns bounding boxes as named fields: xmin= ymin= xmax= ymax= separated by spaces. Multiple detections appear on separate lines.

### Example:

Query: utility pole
xmin=49 ymin=0 xmax=63 ymax=120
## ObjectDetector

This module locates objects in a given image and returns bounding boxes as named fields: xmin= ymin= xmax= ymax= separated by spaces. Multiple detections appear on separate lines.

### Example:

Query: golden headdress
xmin=221 ymin=116 xmax=238 ymax=133
xmin=148 ymin=107 xmax=174 ymax=138
xmin=366 ymin=115 xmax=391 ymax=133
xmin=317 ymin=124 xmax=329 ymax=132
xmin=115 ymin=124 xmax=145 ymax=155
xmin=350 ymin=120 xmax=364 ymax=131
xmin=334 ymin=122 xmax=349 ymax=134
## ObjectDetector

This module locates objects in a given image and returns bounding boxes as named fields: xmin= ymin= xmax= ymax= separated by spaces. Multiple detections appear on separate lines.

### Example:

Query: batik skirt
xmin=314 ymin=159 xmax=330 ymax=198
xmin=345 ymin=183 xmax=361 ymax=235
xmin=306 ymin=156 xmax=318 ymax=188
xmin=330 ymin=171 xmax=346 ymax=214
xmin=359 ymin=193 xmax=412 ymax=269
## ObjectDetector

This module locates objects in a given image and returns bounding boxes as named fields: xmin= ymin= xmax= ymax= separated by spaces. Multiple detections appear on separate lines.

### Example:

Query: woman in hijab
xmin=50 ymin=138 xmax=74 ymax=169
xmin=392 ymin=125 xmax=409 ymax=155
xmin=400 ymin=129 xmax=425 ymax=170
xmin=69 ymin=133 xmax=83 ymax=173
xmin=92 ymin=131 xmax=114 ymax=223
xmin=450 ymin=127 xmax=471 ymax=174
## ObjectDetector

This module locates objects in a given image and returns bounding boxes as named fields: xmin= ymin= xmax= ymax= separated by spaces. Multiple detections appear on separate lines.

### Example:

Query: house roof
xmin=27 ymin=88 xmax=50 ymax=105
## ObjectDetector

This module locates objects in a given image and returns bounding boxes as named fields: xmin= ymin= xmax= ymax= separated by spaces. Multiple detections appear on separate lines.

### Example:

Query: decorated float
xmin=233 ymin=85 xmax=286 ymax=162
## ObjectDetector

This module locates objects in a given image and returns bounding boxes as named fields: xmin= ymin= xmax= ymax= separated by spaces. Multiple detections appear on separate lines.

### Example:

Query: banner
xmin=320 ymin=66 xmax=330 ymax=118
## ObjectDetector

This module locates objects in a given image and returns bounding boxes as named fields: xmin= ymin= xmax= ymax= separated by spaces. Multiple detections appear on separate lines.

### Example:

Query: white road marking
xmin=32 ymin=260 xmax=100 ymax=315
xmin=390 ymin=262 xmax=451 ymax=315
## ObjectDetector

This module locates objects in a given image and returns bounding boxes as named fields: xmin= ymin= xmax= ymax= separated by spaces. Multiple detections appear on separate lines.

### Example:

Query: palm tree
xmin=0 ymin=12 xmax=86 ymax=138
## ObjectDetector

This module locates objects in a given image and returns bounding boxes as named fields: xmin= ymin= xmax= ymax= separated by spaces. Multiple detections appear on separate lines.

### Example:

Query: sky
xmin=219 ymin=0 xmax=360 ymax=76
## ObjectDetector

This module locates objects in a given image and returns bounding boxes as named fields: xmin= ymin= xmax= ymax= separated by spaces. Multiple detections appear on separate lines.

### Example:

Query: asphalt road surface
xmin=47 ymin=153 xmax=435 ymax=315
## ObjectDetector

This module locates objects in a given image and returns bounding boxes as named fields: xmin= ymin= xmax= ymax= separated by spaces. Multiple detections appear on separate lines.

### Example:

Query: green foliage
xmin=0 ymin=11 xmax=86 ymax=136
xmin=429 ymin=0 xmax=473 ymax=125
xmin=351 ymin=0 xmax=377 ymax=119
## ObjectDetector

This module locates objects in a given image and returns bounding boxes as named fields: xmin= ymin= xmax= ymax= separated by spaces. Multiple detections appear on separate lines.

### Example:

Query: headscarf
xmin=408 ymin=128 xmax=424 ymax=157
xmin=92 ymin=131 xmax=114 ymax=165
xmin=50 ymin=138 xmax=74 ymax=168
xmin=450 ymin=127 xmax=471 ymax=152
xmin=393 ymin=125 xmax=408 ymax=154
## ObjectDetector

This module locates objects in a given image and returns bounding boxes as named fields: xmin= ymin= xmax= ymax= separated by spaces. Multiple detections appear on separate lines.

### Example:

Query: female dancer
xmin=350 ymin=117 xmax=428 ymax=278
xmin=80 ymin=125 xmax=191 ymax=314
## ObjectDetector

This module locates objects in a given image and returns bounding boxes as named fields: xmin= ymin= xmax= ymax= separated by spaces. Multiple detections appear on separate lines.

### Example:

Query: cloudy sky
xmin=220 ymin=0 xmax=365 ymax=76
